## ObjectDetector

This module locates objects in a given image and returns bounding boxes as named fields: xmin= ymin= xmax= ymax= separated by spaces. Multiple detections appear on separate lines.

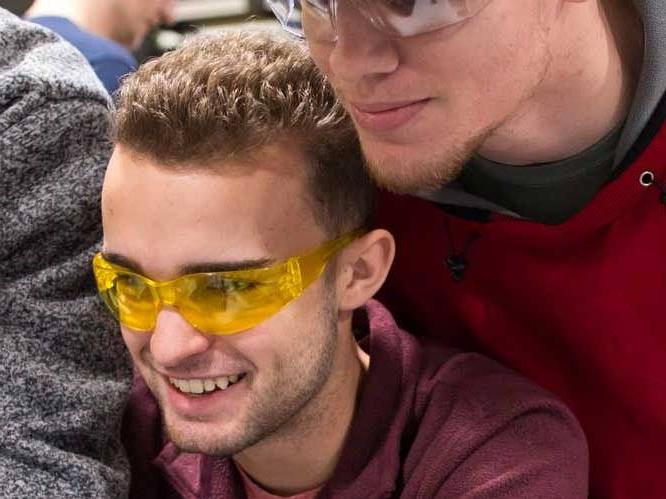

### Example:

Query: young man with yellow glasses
xmin=100 ymin=32 xmax=588 ymax=498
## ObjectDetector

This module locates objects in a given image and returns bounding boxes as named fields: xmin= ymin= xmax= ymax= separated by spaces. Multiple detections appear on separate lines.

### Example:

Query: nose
xmin=328 ymin=3 xmax=400 ymax=88
xmin=150 ymin=307 xmax=212 ymax=369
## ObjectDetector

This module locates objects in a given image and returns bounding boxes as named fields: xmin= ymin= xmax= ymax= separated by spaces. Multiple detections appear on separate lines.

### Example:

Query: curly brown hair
xmin=113 ymin=31 xmax=374 ymax=236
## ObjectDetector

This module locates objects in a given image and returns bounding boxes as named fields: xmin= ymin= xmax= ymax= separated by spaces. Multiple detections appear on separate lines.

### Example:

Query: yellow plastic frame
xmin=92 ymin=231 xmax=362 ymax=335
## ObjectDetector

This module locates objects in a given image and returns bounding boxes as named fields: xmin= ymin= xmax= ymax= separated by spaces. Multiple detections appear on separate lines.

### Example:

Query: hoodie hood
xmin=420 ymin=0 xmax=666 ymax=221
xmin=614 ymin=0 xmax=666 ymax=167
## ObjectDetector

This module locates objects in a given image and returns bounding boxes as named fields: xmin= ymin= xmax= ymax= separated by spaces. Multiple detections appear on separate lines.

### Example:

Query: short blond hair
xmin=113 ymin=31 xmax=374 ymax=235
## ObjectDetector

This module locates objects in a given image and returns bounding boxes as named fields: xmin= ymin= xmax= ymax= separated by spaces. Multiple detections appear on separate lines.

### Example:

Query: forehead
xmin=102 ymin=144 xmax=325 ymax=278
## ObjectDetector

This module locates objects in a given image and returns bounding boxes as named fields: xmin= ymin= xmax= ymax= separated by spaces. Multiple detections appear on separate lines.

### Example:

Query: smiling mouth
xmin=169 ymin=373 xmax=247 ymax=395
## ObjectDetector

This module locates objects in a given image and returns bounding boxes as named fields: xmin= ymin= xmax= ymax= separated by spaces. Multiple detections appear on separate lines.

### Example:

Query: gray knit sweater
xmin=0 ymin=9 xmax=132 ymax=498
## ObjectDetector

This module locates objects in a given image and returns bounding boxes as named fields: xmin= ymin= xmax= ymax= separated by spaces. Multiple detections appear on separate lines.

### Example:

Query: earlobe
xmin=337 ymin=229 xmax=395 ymax=312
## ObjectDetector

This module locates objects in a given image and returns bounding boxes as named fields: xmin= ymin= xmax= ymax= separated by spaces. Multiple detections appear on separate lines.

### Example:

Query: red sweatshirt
xmin=376 ymin=116 xmax=666 ymax=498
xmin=122 ymin=301 xmax=588 ymax=498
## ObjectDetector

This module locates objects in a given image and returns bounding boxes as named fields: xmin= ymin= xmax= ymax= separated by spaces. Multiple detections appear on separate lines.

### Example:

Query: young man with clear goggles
xmin=268 ymin=1 xmax=664 ymax=498
xmin=101 ymin=32 xmax=588 ymax=498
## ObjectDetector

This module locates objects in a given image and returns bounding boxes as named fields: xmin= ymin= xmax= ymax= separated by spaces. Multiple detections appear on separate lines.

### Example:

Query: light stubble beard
xmin=352 ymin=36 xmax=552 ymax=195
xmin=163 ymin=285 xmax=340 ymax=457
xmin=360 ymin=124 xmax=497 ymax=195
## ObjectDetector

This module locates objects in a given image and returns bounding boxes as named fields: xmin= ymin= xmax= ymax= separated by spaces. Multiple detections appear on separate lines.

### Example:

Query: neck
xmin=478 ymin=0 xmax=643 ymax=165
xmin=233 ymin=321 xmax=369 ymax=495
xmin=27 ymin=0 xmax=121 ymax=48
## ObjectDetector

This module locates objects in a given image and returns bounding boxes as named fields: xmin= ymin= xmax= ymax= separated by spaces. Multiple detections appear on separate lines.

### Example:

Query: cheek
xmin=411 ymin=6 xmax=546 ymax=88
xmin=121 ymin=327 xmax=151 ymax=362
xmin=306 ymin=41 xmax=334 ymax=79
xmin=416 ymin=36 xmax=547 ymax=124
xmin=230 ymin=314 xmax=305 ymax=376
xmin=230 ymin=282 xmax=333 ymax=374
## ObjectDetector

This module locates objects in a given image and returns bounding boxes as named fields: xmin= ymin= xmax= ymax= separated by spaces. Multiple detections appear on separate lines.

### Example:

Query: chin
xmin=359 ymin=121 xmax=495 ymax=193
xmin=164 ymin=415 xmax=246 ymax=456
xmin=362 ymin=141 xmax=466 ymax=194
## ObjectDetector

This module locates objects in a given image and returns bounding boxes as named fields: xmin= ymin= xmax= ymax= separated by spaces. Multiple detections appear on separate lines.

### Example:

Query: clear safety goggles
xmin=92 ymin=231 xmax=361 ymax=336
xmin=267 ymin=0 xmax=493 ymax=40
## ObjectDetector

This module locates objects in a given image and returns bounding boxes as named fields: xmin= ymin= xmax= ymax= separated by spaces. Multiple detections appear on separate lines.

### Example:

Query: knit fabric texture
xmin=0 ymin=8 xmax=132 ymax=498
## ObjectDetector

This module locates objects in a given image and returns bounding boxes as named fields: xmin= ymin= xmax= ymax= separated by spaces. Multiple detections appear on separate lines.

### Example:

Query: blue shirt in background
xmin=29 ymin=16 xmax=137 ymax=95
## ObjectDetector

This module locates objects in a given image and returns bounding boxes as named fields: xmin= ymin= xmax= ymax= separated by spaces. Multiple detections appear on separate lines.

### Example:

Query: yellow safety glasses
xmin=92 ymin=231 xmax=362 ymax=336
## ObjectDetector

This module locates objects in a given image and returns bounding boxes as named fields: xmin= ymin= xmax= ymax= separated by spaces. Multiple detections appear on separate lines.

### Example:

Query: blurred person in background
xmin=26 ymin=0 xmax=175 ymax=94
xmin=0 ymin=7 xmax=132 ymax=497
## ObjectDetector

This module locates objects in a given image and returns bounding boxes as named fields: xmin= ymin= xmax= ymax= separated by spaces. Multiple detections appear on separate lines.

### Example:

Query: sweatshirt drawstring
xmin=443 ymin=217 xmax=479 ymax=283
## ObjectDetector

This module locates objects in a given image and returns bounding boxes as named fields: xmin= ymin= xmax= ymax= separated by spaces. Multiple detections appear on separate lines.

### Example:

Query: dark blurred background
xmin=0 ymin=0 xmax=279 ymax=61
xmin=1 ymin=0 xmax=29 ymax=15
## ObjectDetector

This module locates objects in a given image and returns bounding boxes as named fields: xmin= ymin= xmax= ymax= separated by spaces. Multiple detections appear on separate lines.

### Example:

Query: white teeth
xmin=189 ymin=379 xmax=204 ymax=394
xmin=169 ymin=374 xmax=243 ymax=394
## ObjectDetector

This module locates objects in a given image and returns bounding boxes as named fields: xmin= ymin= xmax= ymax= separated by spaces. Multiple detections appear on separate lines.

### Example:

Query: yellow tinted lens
xmin=114 ymin=273 xmax=158 ymax=331
xmin=93 ymin=254 xmax=158 ymax=332
xmin=178 ymin=269 xmax=296 ymax=335
xmin=177 ymin=232 xmax=360 ymax=334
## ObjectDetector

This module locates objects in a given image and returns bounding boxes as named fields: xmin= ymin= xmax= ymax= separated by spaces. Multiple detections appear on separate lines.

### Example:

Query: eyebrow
xmin=102 ymin=252 xmax=275 ymax=276
xmin=180 ymin=259 xmax=275 ymax=274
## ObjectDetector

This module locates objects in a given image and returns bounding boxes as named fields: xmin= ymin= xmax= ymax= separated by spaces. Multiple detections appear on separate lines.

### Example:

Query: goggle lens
xmin=93 ymin=231 xmax=361 ymax=335
xmin=115 ymin=274 xmax=159 ymax=331
xmin=268 ymin=0 xmax=306 ymax=38
xmin=267 ymin=0 xmax=493 ymax=39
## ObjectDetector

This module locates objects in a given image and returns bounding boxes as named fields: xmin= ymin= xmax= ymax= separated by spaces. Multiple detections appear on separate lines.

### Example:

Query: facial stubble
xmin=360 ymin=123 xmax=497 ymax=194
xmin=163 ymin=283 xmax=340 ymax=456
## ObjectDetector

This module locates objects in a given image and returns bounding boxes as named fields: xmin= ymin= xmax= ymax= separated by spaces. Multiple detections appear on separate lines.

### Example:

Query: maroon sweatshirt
xmin=375 ymin=103 xmax=666 ymax=499
xmin=122 ymin=300 xmax=588 ymax=498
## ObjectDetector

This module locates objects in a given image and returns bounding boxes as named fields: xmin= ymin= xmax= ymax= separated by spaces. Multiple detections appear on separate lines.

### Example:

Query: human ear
xmin=335 ymin=229 xmax=395 ymax=313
